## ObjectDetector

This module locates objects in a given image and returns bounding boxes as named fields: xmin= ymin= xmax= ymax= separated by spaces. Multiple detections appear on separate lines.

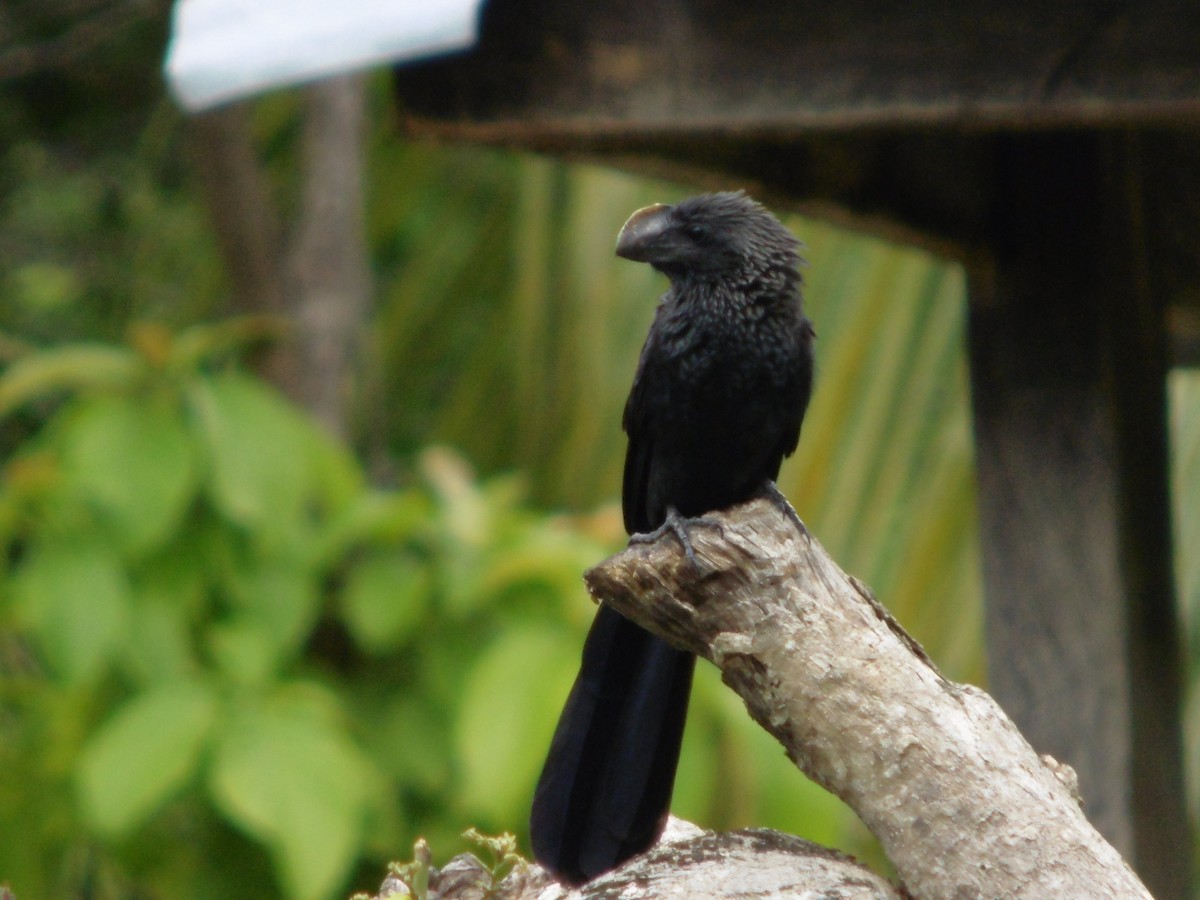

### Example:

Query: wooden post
xmin=966 ymin=133 xmax=1187 ymax=900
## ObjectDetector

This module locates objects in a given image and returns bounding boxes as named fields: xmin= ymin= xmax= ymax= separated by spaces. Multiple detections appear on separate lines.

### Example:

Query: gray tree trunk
xmin=188 ymin=75 xmax=372 ymax=439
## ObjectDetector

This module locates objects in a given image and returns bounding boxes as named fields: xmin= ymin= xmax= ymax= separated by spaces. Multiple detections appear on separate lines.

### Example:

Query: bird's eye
xmin=683 ymin=223 xmax=708 ymax=242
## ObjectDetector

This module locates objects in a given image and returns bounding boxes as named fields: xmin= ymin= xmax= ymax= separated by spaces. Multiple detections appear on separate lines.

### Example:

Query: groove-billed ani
xmin=530 ymin=192 xmax=815 ymax=884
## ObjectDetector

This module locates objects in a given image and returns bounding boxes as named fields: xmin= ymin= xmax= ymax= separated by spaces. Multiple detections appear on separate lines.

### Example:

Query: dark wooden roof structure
xmin=393 ymin=4 xmax=1199 ymax=897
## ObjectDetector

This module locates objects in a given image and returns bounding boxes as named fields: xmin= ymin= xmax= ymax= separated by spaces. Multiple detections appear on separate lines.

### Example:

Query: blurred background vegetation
xmin=0 ymin=5 xmax=1197 ymax=899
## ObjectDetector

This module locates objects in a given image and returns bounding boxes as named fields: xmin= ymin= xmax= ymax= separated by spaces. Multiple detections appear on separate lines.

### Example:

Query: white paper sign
xmin=165 ymin=0 xmax=484 ymax=111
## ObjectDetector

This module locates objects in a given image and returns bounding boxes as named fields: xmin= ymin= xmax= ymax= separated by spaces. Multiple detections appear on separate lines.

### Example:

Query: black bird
xmin=530 ymin=191 xmax=815 ymax=884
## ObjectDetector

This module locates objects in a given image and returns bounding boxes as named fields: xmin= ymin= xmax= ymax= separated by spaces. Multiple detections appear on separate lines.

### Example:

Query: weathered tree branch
xmin=584 ymin=497 xmax=1151 ymax=898
xmin=378 ymin=497 xmax=1151 ymax=898
xmin=372 ymin=818 xmax=902 ymax=899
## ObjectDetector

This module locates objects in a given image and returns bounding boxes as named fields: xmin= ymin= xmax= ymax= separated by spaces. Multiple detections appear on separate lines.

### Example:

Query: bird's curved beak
xmin=616 ymin=204 xmax=672 ymax=261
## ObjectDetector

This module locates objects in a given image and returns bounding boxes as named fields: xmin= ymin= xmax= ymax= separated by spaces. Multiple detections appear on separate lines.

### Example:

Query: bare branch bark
xmin=576 ymin=497 xmax=1151 ymax=899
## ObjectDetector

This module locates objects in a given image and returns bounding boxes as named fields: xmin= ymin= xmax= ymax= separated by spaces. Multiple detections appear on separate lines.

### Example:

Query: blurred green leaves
xmin=209 ymin=686 xmax=376 ymax=900
xmin=9 ymin=262 xmax=83 ymax=313
xmin=0 ymin=324 xmax=612 ymax=899
xmin=341 ymin=552 xmax=430 ymax=651
xmin=77 ymin=678 xmax=218 ymax=836
xmin=0 ymin=343 xmax=142 ymax=419
xmin=60 ymin=392 xmax=196 ymax=554
xmin=12 ymin=537 xmax=130 ymax=683
xmin=454 ymin=624 xmax=579 ymax=823
xmin=192 ymin=372 xmax=325 ymax=536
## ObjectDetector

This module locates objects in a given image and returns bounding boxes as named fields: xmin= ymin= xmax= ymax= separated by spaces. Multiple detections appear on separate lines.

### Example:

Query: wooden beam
xmin=395 ymin=0 xmax=1200 ymax=136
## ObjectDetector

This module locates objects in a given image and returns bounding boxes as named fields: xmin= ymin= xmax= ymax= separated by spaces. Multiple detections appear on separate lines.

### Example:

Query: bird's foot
xmin=761 ymin=481 xmax=808 ymax=537
xmin=629 ymin=506 xmax=726 ymax=569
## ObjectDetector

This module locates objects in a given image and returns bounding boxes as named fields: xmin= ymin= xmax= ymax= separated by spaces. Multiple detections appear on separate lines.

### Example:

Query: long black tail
xmin=530 ymin=603 xmax=695 ymax=884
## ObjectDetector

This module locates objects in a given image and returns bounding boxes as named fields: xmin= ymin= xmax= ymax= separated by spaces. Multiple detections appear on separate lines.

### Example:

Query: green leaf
xmin=167 ymin=316 xmax=288 ymax=373
xmin=12 ymin=538 xmax=130 ymax=683
xmin=0 ymin=343 xmax=141 ymax=419
xmin=341 ymin=552 xmax=431 ymax=652
xmin=224 ymin=557 xmax=320 ymax=662
xmin=369 ymin=695 xmax=450 ymax=792
xmin=477 ymin=522 xmax=602 ymax=609
xmin=124 ymin=596 xmax=195 ymax=684
xmin=76 ymin=679 xmax=218 ymax=835
xmin=123 ymin=551 xmax=204 ymax=683
xmin=188 ymin=372 xmax=314 ymax=537
xmin=59 ymin=392 xmax=197 ymax=555
xmin=454 ymin=624 xmax=581 ymax=823
xmin=421 ymin=447 xmax=491 ymax=548
xmin=206 ymin=620 xmax=281 ymax=686
xmin=313 ymin=489 xmax=431 ymax=566
xmin=306 ymin=418 xmax=365 ymax=513
xmin=187 ymin=370 xmax=364 ymax=544
xmin=209 ymin=689 xmax=374 ymax=900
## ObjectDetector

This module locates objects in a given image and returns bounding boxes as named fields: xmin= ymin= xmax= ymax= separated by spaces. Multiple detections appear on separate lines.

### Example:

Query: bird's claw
xmin=761 ymin=480 xmax=808 ymax=537
xmin=629 ymin=506 xmax=726 ymax=569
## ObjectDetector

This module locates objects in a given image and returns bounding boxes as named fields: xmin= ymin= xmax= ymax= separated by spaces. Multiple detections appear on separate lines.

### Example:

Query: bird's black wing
xmin=621 ymin=302 xmax=673 ymax=533
xmin=770 ymin=315 xmax=816 ymax=465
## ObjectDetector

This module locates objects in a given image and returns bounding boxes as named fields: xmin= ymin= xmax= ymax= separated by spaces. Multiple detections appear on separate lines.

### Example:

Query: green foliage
xmin=0 ymin=344 xmax=142 ymax=419
xmin=77 ymin=678 xmax=218 ymax=836
xmin=207 ymin=685 xmax=375 ymax=900
xmin=0 ymin=128 xmax=226 ymax=347
xmin=0 ymin=329 xmax=609 ymax=899
xmin=60 ymin=391 xmax=197 ymax=554
xmin=11 ymin=537 xmax=130 ymax=683
xmin=454 ymin=624 xmax=579 ymax=823
xmin=461 ymin=827 xmax=525 ymax=887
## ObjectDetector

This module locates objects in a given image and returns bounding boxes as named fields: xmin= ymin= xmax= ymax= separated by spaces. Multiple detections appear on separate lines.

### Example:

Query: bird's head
xmin=615 ymin=191 xmax=801 ymax=284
